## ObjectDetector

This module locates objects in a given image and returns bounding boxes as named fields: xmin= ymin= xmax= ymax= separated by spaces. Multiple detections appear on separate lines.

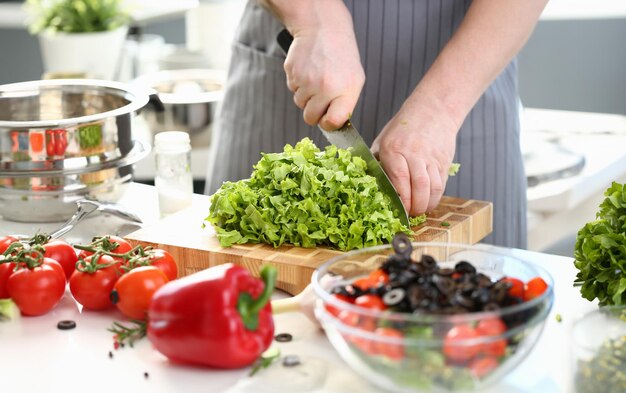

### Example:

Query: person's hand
xmin=284 ymin=27 xmax=365 ymax=130
xmin=371 ymin=100 xmax=458 ymax=216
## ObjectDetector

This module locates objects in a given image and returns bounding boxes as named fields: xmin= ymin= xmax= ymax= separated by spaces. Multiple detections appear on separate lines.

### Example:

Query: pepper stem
xmin=238 ymin=265 xmax=277 ymax=331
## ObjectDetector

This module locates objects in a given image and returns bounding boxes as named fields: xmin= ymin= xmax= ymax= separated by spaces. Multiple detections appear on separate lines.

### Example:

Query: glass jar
xmin=154 ymin=131 xmax=193 ymax=217
xmin=572 ymin=306 xmax=626 ymax=393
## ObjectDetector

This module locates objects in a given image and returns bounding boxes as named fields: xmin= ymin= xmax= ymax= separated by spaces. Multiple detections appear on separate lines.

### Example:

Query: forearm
xmin=407 ymin=0 xmax=548 ymax=129
xmin=257 ymin=0 xmax=352 ymax=34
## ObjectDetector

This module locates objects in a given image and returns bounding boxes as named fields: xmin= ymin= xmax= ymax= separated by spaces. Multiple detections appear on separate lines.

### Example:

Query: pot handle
xmin=147 ymin=89 xmax=165 ymax=112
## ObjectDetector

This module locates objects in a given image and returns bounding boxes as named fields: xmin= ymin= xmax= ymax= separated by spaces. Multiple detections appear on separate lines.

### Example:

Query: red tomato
xmin=502 ymin=277 xmax=525 ymax=299
xmin=354 ymin=294 xmax=387 ymax=311
xmin=524 ymin=277 xmax=548 ymax=301
xmin=43 ymin=257 xmax=66 ymax=283
xmin=79 ymin=236 xmax=132 ymax=264
xmin=0 ymin=262 xmax=16 ymax=299
xmin=44 ymin=240 xmax=78 ymax=280
xmin=374 ymin=327 xmax=404 ymax=360
xmin=45 ymin=129 xmax=56 ymax=157
xmin=443 ymin=324 xmax=480 ymax=363
xmin=69 ymin=255 xmax=121 ymax=310
xmin=468 ymin=356 xmax=499 ymax=378
xmin=325 ymin=294 xmax=353 ymax=318
xmin=476 ymin=317 xmax=508 ymax=357
xmin=147 ymin=249 xmax=178 ymax=281
xmin=353 ymin=277 xmax=377 ymax=290
xmin=0 ymin=235 xmax=18 ymax=254
xmin=368 ymin=269 xmax=389 ymax=285
xmin=54 ymin=129 xmax=68 ymax=156
xmin=111 ymin=266 xmax=168 ymax=319
xmin=476 ymin=318 xmax=507 ymax=336
xmin=7 ymin=262 xmax=66 ymax=316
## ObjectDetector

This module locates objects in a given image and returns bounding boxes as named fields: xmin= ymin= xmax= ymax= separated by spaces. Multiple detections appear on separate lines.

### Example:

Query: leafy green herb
xmin=25 ymin=0 xmax=129 ymax=34
xmin=409 ymin=215 xmax=427 ymax=227
xmin=574 ymin=182 xmax=626 ymax=306
xmin=249 ymin=347 xmax=281 ymax=376
xmin=205 ymin=138 xmax=411 ymax=251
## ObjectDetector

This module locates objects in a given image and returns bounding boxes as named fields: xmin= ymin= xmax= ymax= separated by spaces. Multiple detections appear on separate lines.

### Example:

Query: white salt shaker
xmin=154 ymin=131 xmax=193 ymax=217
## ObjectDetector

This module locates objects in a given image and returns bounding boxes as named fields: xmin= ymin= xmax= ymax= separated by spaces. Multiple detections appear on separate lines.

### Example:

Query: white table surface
xmin=0 ymin=183 xmax=593 ymax=393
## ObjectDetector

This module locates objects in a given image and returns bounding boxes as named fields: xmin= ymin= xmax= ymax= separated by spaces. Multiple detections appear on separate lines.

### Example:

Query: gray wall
xmin=1 ymin=17 xmax=626 ymax=116
xmin=518 ymin=18 xmax=626 ymax=115
xmin=0 ymin=18 xmax=186 ymax=84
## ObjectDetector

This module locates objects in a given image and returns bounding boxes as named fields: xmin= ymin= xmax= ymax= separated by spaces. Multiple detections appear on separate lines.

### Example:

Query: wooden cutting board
xmin=125 ymin=195 xmax=492 ymax=295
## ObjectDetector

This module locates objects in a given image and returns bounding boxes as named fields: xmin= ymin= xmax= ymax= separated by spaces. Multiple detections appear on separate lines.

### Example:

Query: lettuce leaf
xmin=205 ymin=138 xmax=411 ymax=251
xmin=574 ymin=182 xmax=626 ymax=305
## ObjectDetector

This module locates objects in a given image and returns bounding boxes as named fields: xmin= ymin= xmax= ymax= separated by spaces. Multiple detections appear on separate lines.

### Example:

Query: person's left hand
xmin=371 ymin=100 xmax=459 ymax=216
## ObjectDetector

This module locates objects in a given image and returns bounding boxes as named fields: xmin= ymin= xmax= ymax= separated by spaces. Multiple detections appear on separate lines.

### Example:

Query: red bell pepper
xmin=147 ymin=263 xmax=277 ymax=368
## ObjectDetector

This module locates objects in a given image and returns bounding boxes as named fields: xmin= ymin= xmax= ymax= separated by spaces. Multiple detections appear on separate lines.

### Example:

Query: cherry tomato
xmin=0 ymin=262 xmax=16 ymax=299
xmin=469 ymin=356 xmax=499 ymax=378
xmin=354 ymin=294 xmax=387 ymax=311
xmin=43 ymin=240 xmax=78 ymax=280
xmin=54 ymin=129 xmax=68 ymax=156
xmin=502 ymin=277 xmax=525 ymax=299
xmin=476 ymin=318 xmax=507 ymax=336
xmin=0 ymin=235 xmax=18 ymax=254
xmin=374 ymin=327 xmax=404 ymax=360
xmin=368 ymin=269 xmax=389 ymax=285
xmin=352 ymin=277 xmax=377 ymax=290
xmin=111 ymin=266 xmax=168 ymax=319
xmin=325 ymin=293 xmax=353 ymax=318
xmin=476 ymin=317 xmax=508 ymax=357
xmin=146 ymin=249 xmax=178 ymax=281
xmin=45 ymin=129 xmax=56 ymax=157
xmin=443 ymin=324 xmax=480 ymax=363
xmin=69 ymin=255 xmax=121 ymax=310
xmin=7 ymin=262 xmax=66 ymax=316
xmin=524 ymin=277 xmax=548 ymax=301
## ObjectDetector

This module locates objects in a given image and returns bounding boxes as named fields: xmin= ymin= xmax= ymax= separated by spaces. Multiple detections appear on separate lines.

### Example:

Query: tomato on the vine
xmin=43 ymin=240 xmax=77 ymax=280
xmin=78 ymin=236 xmax=132 ymax=263
xmin=0 ymin=262 xmax=16 ymax=299
xmin=146 ymin=249 xmax=178 ymax=281
xmin=111 ymin=266 xmax=168 ymax=319
xmin=69 ymin=255 xmax=121 ymax=311
xmin=7 ymin=262 xmax=66 ymax=316
xmin=0 ymin=236 xmax=18 ymax=254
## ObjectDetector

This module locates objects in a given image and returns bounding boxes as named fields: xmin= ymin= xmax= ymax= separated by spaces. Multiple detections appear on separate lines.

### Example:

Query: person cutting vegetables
xmin=205 ymin=0 xmax=548 ymax=248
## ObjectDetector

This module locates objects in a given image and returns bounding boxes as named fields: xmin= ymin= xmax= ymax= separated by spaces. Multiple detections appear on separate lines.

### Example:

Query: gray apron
xmin=206 ymin=0 xmax=527 ymax=249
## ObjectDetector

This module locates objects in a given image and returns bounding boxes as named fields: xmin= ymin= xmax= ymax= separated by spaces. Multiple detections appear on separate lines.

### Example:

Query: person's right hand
xmin=284 ymin=27 xmax=365 ymax=131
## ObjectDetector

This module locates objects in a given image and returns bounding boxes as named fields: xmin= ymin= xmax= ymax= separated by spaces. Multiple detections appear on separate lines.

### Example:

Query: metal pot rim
xmin=0 ymin=79 xmax=150 ymax=128
xmin=0 ymin=139 xmax=150 ymax=177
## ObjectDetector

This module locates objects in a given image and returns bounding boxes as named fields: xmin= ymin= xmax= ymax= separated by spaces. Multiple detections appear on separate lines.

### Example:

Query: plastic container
xmin=154 ymin=131 xmax=193 ymax=217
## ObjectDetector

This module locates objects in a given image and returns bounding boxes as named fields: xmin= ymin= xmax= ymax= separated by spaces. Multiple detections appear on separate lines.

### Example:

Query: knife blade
xmin=276 ymin=29 xmax=410 ymax=227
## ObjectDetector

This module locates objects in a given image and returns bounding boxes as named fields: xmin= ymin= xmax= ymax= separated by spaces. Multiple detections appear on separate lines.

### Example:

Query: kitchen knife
xmin=276 ymin=29 xmax=411 ymax=227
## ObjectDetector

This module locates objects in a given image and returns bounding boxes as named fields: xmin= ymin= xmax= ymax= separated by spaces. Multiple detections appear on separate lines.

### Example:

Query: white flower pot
xmin=38 ymin=26 xmax=128 ymax=80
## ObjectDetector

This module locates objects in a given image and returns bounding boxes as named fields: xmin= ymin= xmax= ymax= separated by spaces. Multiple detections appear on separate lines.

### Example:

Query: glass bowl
xmin=572 ymin=306 xmax=626 ymax=393
xmin=312 ymin=242 xmax=554 ymax=392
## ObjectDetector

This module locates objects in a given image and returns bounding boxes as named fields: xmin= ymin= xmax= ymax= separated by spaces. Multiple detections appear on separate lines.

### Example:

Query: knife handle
xmin=277 ymin=28 xmax=293 ymax=54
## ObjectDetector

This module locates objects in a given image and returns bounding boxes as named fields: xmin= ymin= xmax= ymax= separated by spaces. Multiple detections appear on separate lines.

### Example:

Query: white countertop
xmin=0 ymin=183 xmax=593 ymax=393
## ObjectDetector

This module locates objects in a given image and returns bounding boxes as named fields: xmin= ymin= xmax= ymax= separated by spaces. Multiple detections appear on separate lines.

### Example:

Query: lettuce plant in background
xmin=574 ymin=182 xmax=626 ymax=306
xmin=25 ymin=0 xmax=129 ymax=34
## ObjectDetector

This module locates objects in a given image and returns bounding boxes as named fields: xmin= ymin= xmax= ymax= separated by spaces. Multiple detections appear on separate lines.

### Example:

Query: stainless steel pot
xmin=133 ymin=69 xmax=225 ymax=148
xmin=0 ymin=79 xmax=158 ymax=222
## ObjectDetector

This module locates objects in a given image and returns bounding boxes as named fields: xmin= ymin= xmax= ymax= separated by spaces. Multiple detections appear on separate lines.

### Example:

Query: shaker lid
xmin=154 ymin=131 xmax=191 ymax=152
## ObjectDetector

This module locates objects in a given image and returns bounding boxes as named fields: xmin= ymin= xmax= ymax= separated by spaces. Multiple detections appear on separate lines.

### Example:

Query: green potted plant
xmin=25 ymin=0 xmax=131 ymax=80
